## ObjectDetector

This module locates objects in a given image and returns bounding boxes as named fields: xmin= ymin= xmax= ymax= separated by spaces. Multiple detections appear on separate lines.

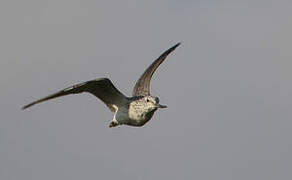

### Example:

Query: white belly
xmin=115 ymin=104 xmax=156 ymax=127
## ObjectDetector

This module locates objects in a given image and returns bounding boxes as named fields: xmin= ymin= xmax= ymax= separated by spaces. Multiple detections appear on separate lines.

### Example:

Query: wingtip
xmin=175 ymin=42 xmax=181 ymax=47
xmin=22 ymin=103 xmax=34 ymax=110
xmin=168 ymin=42 xmax=181 ymax=52
xmin=21 ymin=105 xmax=29 ymax=110
xmin=173 ymin=42 xmax=181 ymax=49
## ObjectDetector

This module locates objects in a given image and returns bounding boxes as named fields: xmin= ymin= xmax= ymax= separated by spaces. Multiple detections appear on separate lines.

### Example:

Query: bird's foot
xmin=109 ymin=120 xmax=119 ymax=128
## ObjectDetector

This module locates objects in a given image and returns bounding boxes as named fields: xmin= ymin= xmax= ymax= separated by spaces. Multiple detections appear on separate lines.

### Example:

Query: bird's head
xmin=143 ymin=96 xmax=167 ymax=112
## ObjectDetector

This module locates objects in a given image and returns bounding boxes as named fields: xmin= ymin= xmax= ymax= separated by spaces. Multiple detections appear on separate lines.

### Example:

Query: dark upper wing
xmin=22 ymin=78 xmax=127 ymax=112
xmin=132 ymin=42 xmax=180 ymax=96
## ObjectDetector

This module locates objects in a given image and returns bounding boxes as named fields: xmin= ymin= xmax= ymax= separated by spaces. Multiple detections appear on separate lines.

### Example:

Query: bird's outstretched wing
xmin=132 ymin=42 xmax=180 ymax=97
xmin=22 ymin=78 xmax=127 ymax=112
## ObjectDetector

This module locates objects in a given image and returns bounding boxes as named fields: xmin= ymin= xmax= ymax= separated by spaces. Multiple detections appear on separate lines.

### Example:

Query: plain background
xmin=1 ymin=0 xmax=292 ymax=179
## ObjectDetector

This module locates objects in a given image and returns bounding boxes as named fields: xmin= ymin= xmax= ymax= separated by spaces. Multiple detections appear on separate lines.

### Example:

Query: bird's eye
xmin=146 ymin=98 xmax=150 ymax=102
xmin=155 ymin=97 xmax=159 ymax=104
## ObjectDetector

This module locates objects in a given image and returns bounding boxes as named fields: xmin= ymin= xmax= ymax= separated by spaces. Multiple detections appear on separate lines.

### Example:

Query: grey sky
xmin=1 ymin=0 xmax=292 ymax=179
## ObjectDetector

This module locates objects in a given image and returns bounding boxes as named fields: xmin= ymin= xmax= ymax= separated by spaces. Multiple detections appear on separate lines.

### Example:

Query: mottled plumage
xmin=23 ymin=43 xmax=180 ymax=127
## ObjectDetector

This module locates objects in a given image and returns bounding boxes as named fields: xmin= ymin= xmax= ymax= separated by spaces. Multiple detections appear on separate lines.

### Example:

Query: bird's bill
xmin=157 ymin=104 xmax=167 ymax=108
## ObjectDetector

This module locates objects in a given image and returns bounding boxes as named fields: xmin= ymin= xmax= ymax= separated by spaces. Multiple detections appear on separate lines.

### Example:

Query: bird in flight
xmin=23 ymin=43 xmax=180 ymax=127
